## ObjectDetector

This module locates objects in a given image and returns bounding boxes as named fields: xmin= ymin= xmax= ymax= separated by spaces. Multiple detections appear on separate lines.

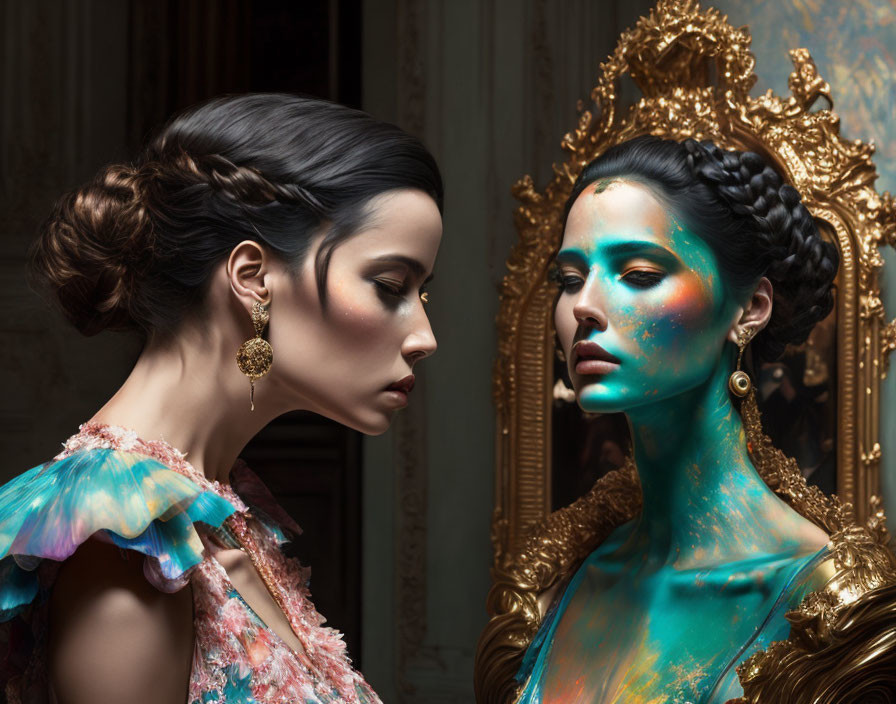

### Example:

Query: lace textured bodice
xmin=0 ymin=422 xmax=380 ymax=704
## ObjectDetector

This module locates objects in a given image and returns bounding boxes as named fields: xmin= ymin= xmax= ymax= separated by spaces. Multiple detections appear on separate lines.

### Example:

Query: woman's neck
xmin=621 ymin=359 xmax=826 ymax=570
xmin=89 ymin=319 xmax=292 ymax=486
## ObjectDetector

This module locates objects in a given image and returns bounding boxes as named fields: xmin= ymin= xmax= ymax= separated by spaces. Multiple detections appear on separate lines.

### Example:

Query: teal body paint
xmin=522 ymin=181 xmax=831 ymax=703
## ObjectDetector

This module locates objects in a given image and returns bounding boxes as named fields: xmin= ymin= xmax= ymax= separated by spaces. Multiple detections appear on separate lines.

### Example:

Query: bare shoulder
xmin=48 ymin=538 xmax=194 ymax=704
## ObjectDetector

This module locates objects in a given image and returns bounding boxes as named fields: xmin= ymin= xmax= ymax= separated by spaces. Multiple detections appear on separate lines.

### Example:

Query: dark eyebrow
xmin=556 ymin=241 xmax=678 ymax=269
xmin=555 ymin=249 xmax=589 ymax=269
xmin=603 ymin=241 xmax=677 ymax=261
xmin=372 ymin=254 xmax=434 ymax=283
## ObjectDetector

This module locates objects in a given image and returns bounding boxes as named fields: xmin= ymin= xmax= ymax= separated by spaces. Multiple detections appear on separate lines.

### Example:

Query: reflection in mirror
xmin=478 ymin=3 xmax=896 ymax=701
xmin=551 ymin=353 xmax=629 ymax=510
xmin=550 ymin=306 xmax=839 ymax=511
xmin=551 ymin=220 xmax=840 ymax=509
xmin=755 ymin=310 xmax=838 ymax=495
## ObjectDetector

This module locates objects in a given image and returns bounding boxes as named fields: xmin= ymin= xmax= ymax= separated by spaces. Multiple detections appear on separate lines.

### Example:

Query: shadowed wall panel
xmin=361 ymin=1 xmax=651 ymax=700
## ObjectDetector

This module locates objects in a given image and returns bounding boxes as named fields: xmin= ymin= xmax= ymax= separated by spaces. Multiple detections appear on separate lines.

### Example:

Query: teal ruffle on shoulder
xmin=0 ymin=448 xmax=237 ymax=620
xmin=231 ymin=459 xmax=302 ymax=546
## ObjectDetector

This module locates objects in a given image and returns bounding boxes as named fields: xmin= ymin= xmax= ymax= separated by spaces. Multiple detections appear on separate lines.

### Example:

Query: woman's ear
xmin=227 ymin=240 xmax=271 ymax=309
xmin=727 ymin=277 xmax=773 ymax=344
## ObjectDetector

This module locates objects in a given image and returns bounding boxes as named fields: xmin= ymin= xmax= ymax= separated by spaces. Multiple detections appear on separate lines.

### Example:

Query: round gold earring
xmin=420 ymin=292 xmax=430 ymax=304
xmin=236 ymin=300 xmax=273 ymax=411
xmin=728 ymin=326 xmax=754 ymax=397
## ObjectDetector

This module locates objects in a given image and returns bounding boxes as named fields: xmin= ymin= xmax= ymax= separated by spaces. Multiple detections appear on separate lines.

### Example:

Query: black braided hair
xmin=30 ymin=93 xmax=444 ymax=339
xmin=563 ymin=135 xmax=838 ymax=362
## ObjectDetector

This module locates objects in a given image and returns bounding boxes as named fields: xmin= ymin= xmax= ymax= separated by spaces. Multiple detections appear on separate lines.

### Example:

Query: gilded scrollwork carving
xmin=480 ymin=0 xmax=896 ymax=701
xmin=477 ymin=462 xmax=640 ymax=704
xmin=733 ymin=582 xmax=896 ymax=703
xmin=732 ymin=491 xmax=896 ymax=702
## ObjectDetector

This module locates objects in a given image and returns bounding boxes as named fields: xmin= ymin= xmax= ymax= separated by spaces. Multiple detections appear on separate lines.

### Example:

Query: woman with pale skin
xmin=0 ymin=93 xmax=442 ymax=704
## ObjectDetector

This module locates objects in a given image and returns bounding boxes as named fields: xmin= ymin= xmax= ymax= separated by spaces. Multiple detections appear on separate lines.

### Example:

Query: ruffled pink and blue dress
xmin=0 ymin=422 xmax=381 ymax=704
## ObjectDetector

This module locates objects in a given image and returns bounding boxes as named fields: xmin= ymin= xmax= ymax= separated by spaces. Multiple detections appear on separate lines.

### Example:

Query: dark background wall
xmin=359 ymin=1 xmax=653 ymax=700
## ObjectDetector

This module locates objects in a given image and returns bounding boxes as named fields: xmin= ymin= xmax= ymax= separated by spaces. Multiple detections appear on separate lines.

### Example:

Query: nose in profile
xmin=402 ymin=315 xmax=437 ymax=362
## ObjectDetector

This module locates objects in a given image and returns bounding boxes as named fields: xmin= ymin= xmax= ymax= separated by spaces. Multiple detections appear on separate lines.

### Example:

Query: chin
xmin=575 ymin=381 xmax=626 ymax=414
xmin=338 ymin=410 xmax=394 ymax=436
xmin=361 ymin=417 xmax=392 ymax=436
xmin=305 ymin=394 xmax=396 ymax=435
xmin=577 ymin=398 xmax=625 ymax=415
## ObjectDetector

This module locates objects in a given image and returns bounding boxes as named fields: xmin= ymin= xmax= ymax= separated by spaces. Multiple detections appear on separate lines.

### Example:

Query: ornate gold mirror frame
xmin=491 ymin=0 xmax=896 ymax=569
xmin=481 ymin=2 xmax=896 ymax=699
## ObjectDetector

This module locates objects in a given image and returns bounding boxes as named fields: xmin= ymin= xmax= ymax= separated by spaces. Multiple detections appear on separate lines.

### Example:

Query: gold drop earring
xmin=236 ymin=300 xmax=273 ymax=411
xmin=728 ymin=325 xmax=755 ymax=397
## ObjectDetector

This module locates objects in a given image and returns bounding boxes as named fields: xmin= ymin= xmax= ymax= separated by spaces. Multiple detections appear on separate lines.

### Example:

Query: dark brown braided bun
xmin=29 ymin=164 xmax=155 ymax=336
xmin=28 ymin=93 xmax=443 ymax=339
xmin=683 ymin=139 xmax=839 ymax=361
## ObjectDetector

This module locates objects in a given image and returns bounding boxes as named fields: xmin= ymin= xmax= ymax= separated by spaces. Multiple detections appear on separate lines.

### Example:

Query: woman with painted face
xmin=513 ymin=135 xmax=840 ymax=702
xmin=0 ymin=94 xmax=442 ymax=704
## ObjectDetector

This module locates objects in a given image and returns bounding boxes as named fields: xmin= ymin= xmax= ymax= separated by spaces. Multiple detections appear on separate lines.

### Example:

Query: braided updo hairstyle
xmin=29 ymin=93 xmax=444 ymax=339
xmin=563 ymin=135 xmax=838 ymax=362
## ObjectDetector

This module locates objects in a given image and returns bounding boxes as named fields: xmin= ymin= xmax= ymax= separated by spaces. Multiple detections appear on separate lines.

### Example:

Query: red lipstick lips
xmin=387 ymin=375 xmax=415 ymax=394
xmin=573 ymin=340 xmax=621 ymax=376
xmin=384 ymin=374 xmax=415 ymax=408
